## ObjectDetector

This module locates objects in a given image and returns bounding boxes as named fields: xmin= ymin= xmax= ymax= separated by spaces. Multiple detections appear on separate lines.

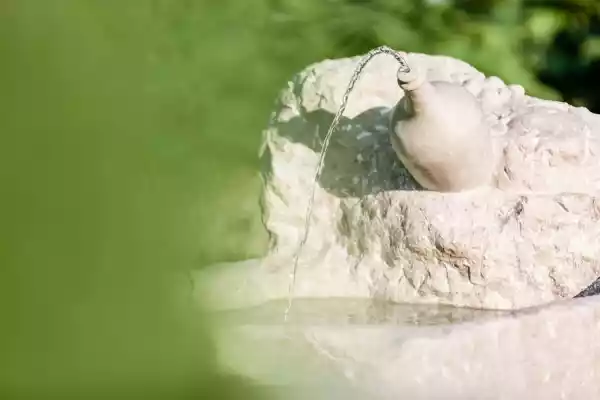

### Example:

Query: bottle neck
xmin=404 ymin=82 xmax=435 ymax=115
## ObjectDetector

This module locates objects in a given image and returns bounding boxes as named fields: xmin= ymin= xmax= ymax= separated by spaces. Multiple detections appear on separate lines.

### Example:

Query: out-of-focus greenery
xmin=0 ymin=0 xmax=268 ymax=398
xmin=1 ymin=0 xmax=600 ymax=398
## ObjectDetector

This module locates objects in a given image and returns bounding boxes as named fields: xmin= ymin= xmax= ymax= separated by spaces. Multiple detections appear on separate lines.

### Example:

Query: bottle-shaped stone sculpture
xmin=389 ymin=65 xmax=496 ymax=192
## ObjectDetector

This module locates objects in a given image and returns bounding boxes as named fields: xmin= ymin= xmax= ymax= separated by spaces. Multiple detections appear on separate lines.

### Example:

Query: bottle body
xmin=390 ymin=77 xmax=496 ymax=192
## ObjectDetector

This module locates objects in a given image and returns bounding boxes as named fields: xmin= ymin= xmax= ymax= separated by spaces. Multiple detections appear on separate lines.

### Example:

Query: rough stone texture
xmin=252 ymin=49 xmax=600 ymax=310
xmin=213 ymin=296 xmax=600 ymax=400
xmin=196 ymin=49 xmax=600 ymax=400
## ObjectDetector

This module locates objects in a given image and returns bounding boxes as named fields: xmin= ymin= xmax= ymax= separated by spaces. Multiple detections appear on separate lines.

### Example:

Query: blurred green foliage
xmin=1 ymin=0 xmax=600 ymax=398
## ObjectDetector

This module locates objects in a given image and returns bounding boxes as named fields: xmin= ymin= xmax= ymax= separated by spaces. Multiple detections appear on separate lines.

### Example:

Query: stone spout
xmin=390 ymin=64 xmax=497 ymax=192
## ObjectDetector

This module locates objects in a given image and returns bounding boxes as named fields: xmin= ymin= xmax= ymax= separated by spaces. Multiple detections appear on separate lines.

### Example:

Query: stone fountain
xmin=195 ymin=49 xmax=600 ymax=399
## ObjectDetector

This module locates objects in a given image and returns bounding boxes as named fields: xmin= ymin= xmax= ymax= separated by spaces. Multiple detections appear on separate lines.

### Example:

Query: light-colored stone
xmin=391 ymin=61 xmax=497 ymax=192
xmin=247 ymin=49 xmax=600 ymax=310
xmin=197 ymin=49 xmax=600 ymax=400
xmin=213 ymin=296 xmax=600 ymax=400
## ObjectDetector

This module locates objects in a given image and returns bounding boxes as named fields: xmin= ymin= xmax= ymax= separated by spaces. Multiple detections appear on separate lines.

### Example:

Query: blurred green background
xmin=1 ymin=0 xmax=600 ymax=398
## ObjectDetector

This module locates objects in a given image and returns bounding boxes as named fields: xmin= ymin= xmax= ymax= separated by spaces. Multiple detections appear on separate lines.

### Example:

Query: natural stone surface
xmin=213 ymin=296 xmax=600 ymax=400
xmin=196 ymin=49 xmax=600 ymax=400
xmin=250 ymin=49 xmax=600 ymax=310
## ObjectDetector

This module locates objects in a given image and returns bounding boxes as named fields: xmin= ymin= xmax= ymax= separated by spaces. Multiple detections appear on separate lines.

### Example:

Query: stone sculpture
xmin=196 ymin=48 xmax=600 ymax=399
xmin=262 ymin=49 xmax=600 ymax=310
xmin=199 ymin=49 xmax=600 ymax=311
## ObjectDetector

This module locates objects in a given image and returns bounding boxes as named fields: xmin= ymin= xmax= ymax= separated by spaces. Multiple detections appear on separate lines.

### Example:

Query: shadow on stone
xmin=215 ymin=298 xmax=515 ymax=326
xmin=575 ymin=277 xmax=600 ymax=298
xmin=264 ymin=106 xmax=422 ymax=198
